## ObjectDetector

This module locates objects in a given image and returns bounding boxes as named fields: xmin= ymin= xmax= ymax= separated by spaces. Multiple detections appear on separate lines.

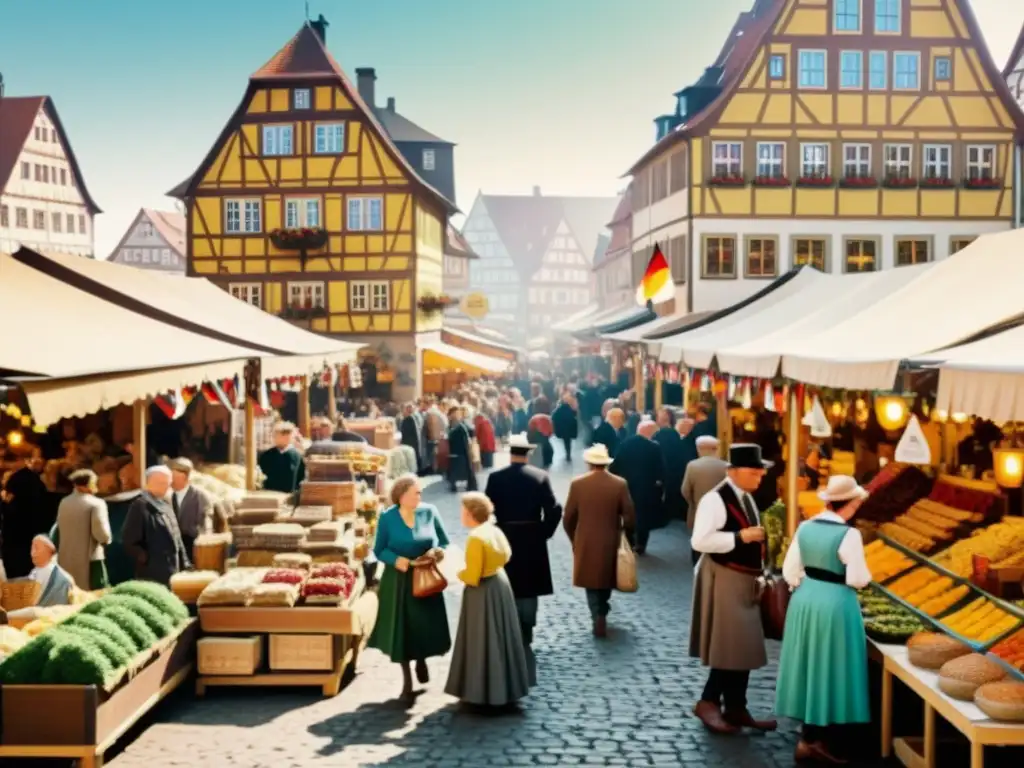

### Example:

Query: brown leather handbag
xmin=410 ymin=556 xmax=447 ymax=598
xmin=757 ymin=542 xmax=789 ymax=640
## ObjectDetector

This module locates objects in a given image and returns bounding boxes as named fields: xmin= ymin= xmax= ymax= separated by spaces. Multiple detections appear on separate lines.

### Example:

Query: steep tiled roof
xmin=606 ymin=190 xmax=631 ymax=227
xmin=145 ymin=209 xmax=186 ymax=256
xmin=1004 ymin=23 xmax=1024 ymax=77
xmin=446 ymin=224 xmax=478 ymax=259
xmin=374 ymin=107 xmax=450 ymax=144
xmin=0 ymin=96 xmax=101 ymax=214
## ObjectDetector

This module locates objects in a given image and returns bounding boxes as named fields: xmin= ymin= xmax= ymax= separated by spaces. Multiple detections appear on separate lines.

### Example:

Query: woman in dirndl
xmin=368 ymin=474 xmax=451 ymax=701
xmin=775 ymin=475 xmax=873 ymax=764
xmin=445 ymin=492 xmax=532 ymax=708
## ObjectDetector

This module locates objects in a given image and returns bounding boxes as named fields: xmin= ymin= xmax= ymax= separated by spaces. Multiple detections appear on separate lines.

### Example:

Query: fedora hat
xmin=508 ymin=433 xmax=535 ymax=451
xmin=818 ymin=475 xmax=868 ymax=503
xmin=582 ymin=444 xmax=614 ymax=466
xmin=728 ymin=443 xmax=773 ymax=469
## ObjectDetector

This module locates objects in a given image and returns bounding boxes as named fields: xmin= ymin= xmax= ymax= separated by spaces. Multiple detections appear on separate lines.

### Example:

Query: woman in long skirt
xmin=445 ymin=492 xmax=532 ymax=707
xmin=368 ymin=474 xmax=451 ymax=701
xmin=775 ymin=475 xmax=873 ymax=763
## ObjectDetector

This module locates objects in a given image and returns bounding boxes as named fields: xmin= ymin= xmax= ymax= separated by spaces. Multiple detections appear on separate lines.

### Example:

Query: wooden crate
xmin=198 ymin=636 xmax=262 ymax=676
xmin=300 ymin=481 xmax=357 ymax=518
xmin=269 ymin=634 xmax=336 ymax=671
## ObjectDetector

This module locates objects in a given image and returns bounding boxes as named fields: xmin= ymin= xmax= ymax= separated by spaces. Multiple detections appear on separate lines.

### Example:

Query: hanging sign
xmin=894 ymin=415 xmax=932 ymax=465
xmin=807 ymin=396 xmax=832 ymax=438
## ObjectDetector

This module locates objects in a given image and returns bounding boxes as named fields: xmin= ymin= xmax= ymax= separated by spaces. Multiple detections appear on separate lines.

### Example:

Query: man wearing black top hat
xmin=689 ymin=443 xmax=777 ymax=735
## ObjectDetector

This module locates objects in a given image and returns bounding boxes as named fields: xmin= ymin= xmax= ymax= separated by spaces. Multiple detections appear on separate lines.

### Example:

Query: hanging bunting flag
xmin=154 ymin=388 xmax=187 ymax=420
xmin=764 ymin=381 xmax=776 ymax=412
xmin=727 ymin=376 xmax=737 ymax=401
xmin=635 ymin=243 xmax=674 ymax=306
xmin=200 ymin=380 xmax=234 ymax=410
xmin=667 ymin=364 xmax=679 ymax=384
xmin=807 ymin=396 xmax=832 ymax=438
xmin=741 ymin=380 xmax=753 ymax=410
xmin=895 ymin=415 xmax=932 ymax=464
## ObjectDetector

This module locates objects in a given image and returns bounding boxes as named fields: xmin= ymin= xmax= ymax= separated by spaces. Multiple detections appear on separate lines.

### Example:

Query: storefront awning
xmin=550 ymin=305 xmax=601 ymax=333
xmin=583 ymin=305 xmax=655 ymax=336
xmin=442 ymin=325 xmax=521 ymax=358
xmin=421 ymin=339 xmax=512 ymax=375
xmin=603 ymin=312 xmax=689 ymax=343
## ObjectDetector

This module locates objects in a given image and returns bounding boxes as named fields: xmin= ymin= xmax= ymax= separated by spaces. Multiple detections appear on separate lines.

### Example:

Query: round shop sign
xmin=460 ymin=292 xmax=489 ymax=320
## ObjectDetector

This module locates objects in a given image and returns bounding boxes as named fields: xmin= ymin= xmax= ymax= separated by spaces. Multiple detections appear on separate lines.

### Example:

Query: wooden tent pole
xmin=298 ymin=376 xmax=311 ymax=436
xmin=244 ymin=398 xmax=257 ymax=491
xmin=132 ymin=399 xmax=147 ymax=490
xmin=785 ymin=387 xmax=801 ymax=537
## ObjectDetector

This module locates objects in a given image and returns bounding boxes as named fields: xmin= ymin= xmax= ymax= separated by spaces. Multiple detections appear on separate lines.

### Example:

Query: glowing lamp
xmin=994 ymin=448 xmax=1024 ymax=488
xmin=951 ymin=412 xmax=969 ymax=424
xmin=874 ymin=395 xmax=909 ymax=431
xmin=831 ymin=402 xmax=843 ymax=417
xmin=933 ymin=409 xmax=949 ymax=423
xmin=6 ymin=430 xmax=23 ymax=448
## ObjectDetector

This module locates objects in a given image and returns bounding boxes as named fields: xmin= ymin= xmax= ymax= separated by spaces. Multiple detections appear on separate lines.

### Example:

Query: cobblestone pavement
xmin=102 ymin=445 xmax=885 ymax=768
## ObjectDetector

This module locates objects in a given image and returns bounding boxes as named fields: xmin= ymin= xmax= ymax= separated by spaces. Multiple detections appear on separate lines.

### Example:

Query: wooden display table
xmin=876 ymin=641 xmax=1024 ymax=768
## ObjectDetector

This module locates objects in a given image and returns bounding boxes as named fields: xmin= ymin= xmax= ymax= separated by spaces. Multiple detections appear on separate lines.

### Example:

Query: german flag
xmin=636 ymin=243 xmax=674 ymax=305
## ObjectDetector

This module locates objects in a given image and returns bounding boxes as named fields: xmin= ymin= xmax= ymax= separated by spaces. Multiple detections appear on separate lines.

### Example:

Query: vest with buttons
xmin=710 ymin=482 xmax=763 ymax=572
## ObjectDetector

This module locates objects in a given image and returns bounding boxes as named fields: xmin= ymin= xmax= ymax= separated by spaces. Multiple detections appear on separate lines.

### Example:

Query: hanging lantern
xmin=830 ymin=401 xmax=843 ymax=418
xmin=951 ymin=412 xmax=969 ymax=424
xmin=6 ymin=430 xmax=23 ymax=448
xmin=933 ymin=409 xmax=949 ymax=423
xmin=874 ymin=395 xmax=909 ymax=431
xmin=993 ymin=447 xmax=1024 ymax=488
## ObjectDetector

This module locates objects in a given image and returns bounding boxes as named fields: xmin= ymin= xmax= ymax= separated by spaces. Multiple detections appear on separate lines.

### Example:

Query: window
xmin=161 ymin=249 xmax=172 ymax=265
xmin=228 ymin=283 xmax=263 ymax=308
xmin=66 ymin=213 xmax=74 ymax=233
xmin=922 ymin=145 xmax=952 ymax=180
xmin=285 ymin=198 xmax=321 ymax=227
xmin=896 ymin=238 xmax=930 ymax=266
xmin=348 ymin=280 xmax=389 ymax=312
xmin=262 ymin=125 xmax=294 ymax=156
xmin=0 ymin=205 xmax=6 ymax=227
xmin=350 ymin=282 xmax=368 ymax=311
xmin=702 ymin=236 xmax=736 ymax=278
xmin=834 ymin=0 xmax=861 ymax=32
xmin=314 ymin=123 xmax=344 ymax=153
xmin=935 ymin=56 xmax=952 ymax=82
xmin=844 ymin=239 xmax=877 ymax=272
xmin=422 ymin=149 xmax=436 ymax=170
xmin=869 ymin=51 xmax=888 ymax=89
xmin=60 ymin=169 xmax=67 ymax=185
xmin=745 ymin=237 xmax=778 ymax=278
xmin=287 ymin=281 xmax=325 ymax=308
xmin=769 ymin=55 xmax=786 ymax=80
xmin=894 ymin=52 xmax=920 ymax=90
xmin=669 ymin=149 xmax=687 ymax=193
xmin=652 ymin=159 xmax=669 ymax=201
xmin=884 ymin=144 xmax=913 ymax=179
xmin=20 ymin=162 xmax=29 ymax=180
xmin=950 ymin=237 xmax=975 ymax=254
xmin=711 ymin=142 xmax=742 ymax=177
xmin=756 ymin=142 xmax=785 ymax=178
xmin=798 ymin=50 xmax=827 ymax=88
xmin=32 ymin=210 xmax=45 ymax=230
xmin=875 ymin=0 xmax=901 ymax=33
xmin=50 ymin=129 xmax=57 ymax=143
xmin=78 ymin=215 xmax=86 ymax=234
xmin=293 ymin=89 xmax=311 ymax=109
xmin=669 ymin=235 xmax=687 ymax=283
xmin=33 ymin=127 xmax=40 ymax=141
xmin=347 ymin=196 xmax=383 ymax=231
xmin=51 ymin=213 xmax=61 ymax=232
xmin=34 ymin=164 xmax=42 ymax=181
xmin=966 ymin=145 xmax=997 ymax=181
xmin=794 ymin=238 xmax=827 ymax=271
xmin=843 ymin=144 xmax=871 ymax=178
xmin=225 ymin=200 xmax=262 ymax=233
xmin=840 ymin=51 xmax=863 ymax=89
xmin=41 ymin=166 xmax=49 ymax=183
xmin=801 ymin=143 xmax=830 ymax=178
xmin=16 ymin=208 xmax=27 ymax=228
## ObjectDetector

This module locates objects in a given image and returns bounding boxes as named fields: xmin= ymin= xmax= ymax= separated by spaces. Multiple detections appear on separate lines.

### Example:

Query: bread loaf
xmin=937 ymin=653 xmax=1006 ymax=700
xmin=907 ymin=632 xmax=971 ymax=669
xmin=974 ymin=681 xmax=1024 ymax=722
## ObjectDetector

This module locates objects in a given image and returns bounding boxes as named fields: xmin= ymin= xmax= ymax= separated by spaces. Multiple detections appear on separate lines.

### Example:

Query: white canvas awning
xmin=551 ymin=305 xmax=601 ymax=332
xmin=442 ymin=325 xmax=520 ymax=356
xmin=603 ymin=312 xmax=688 ymax=343
xmin=420 ymin=338 xmax=512 ymax=374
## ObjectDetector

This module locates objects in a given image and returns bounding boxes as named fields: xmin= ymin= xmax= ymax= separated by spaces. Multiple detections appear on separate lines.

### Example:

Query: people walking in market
xmin=591 ymin=406 xmax=624 ymax=458
xmin=121 ymin=466 xmax=191 ymax=587
xmin=563 ymin=444 xmax=635 ymax=637
xmin=690 ymin=443 xmax=776 ymax=735
xmin=682 ymin=436 xmax=728 ymax=566
xmin=552 ymin=392 xmax=579 ymax=463
xmin=52 ymin=468 xmax=112 ymax=590
xmin=445 ymin=492 xmax=532 ymax=708
xmin=652 ymin=407 xmax=686 ymax=521
xmin=422 ymin=398 xmax=448 ymax=474
xmin=369 ymin=474 xmax=451 ymax=702
xmin=167 ymin=457 xmax=214 ymax=559
xmin=258 ymin=422 xmax=306 ymax=494
xmin=485 ymin=433 xmax=562 ymax=682
xmin=473 ymin=410 xmax=496 ymax=469
xmin=776 ymin=475 xmax=872 ymax=763
xmin=399 ymin=403 xmax=424 ymax=472
xmin=527 ymin=411 xmax=554 ymax=469
xmin=610 ymin=419 xmax=665 ymax=555
xmin=0 ymin=451 xmax=48 ymax=578
xmin=446 ymin=407 xmax=478 ymax=492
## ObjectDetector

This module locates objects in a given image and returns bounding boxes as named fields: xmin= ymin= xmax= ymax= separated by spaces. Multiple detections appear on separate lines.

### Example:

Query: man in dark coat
xmin=1 ymin=454 xmax=49 ymax=578
xmin=485 ymin=434 xmax=562 ymax=681
xmin=258 ymin=422 xmax=306 ymax=493
xmin=551 ymin=395 xmax=579 ymax=462
xmin=446 ymin=407 xmax=477 ymax=492
xmin=652 ymin=407 xmax=687 ymax=522
xmin=398 ymin=403 xmax=423 ymax=471
xmin=610 ymin=420 xmax=665 ymax=555
xmin=121 ymin=466 xmax=191 ymax=587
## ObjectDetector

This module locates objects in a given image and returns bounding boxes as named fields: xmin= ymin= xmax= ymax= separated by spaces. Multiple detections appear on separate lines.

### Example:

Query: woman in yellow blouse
xmin=445 ymin=492 xmax=532 ymax=707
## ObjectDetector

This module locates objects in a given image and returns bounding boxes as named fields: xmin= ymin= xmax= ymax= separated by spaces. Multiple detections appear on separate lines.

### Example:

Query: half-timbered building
xmin=595 ymin=190 xmax=633 ymax=311
xmin=629 ymin=0 xmax=1024 ymax=313
xmin=107 ymin=209 xmax=186 ymax=272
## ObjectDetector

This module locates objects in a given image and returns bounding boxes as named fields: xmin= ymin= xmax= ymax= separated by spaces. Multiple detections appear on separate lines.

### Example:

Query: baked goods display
xmin=992 ymin=628 xmax=1024 ymax=670
xmin=196 ymin=569 xmax=267 ymax=607
xmin=906 ymin=632 xmax=972 ymax=669
xmin=940 ymin=597 xmax=1021 ymax=644
xmin=169 ymin=570 xmax=220 ymax=604
xmin=196 ymin=562 xmax=360 ymax=608
xmin=864 ymin=540 xmax=915 ymax=582
xmin=973 ymin=681 xmax=1024 ymax=722
xmin=931 ymin=518 xmax=1024 ymax=578
xmin=937 ymin=653 xmax=1007 ymax=700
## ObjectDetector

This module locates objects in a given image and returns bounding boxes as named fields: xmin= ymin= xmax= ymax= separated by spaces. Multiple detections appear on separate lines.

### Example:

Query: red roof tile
xmin=446 ymin=224 xmax=478 ymax=259
xmin=144 ymin=209 xmax=186 ymax=256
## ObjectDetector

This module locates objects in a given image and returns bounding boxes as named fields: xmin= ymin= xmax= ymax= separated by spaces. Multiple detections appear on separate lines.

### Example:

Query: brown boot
xmin=692 ymin=700 xmax=739 ymax=734
xmin=593 ymin=616 xmax=607 ymax=638
xmin=724 ymin=708 xmax=778 ymax=731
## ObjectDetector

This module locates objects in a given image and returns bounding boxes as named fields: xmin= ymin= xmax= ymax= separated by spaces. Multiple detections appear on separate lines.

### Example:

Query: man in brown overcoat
xmin=563 ymin=443 xmax=635 ymax=637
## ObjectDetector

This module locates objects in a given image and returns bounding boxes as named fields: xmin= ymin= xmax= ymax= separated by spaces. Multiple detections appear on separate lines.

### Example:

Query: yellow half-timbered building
xmin=170 ymin=18 xmax=456 ymax=399
xmin=629 ymin=0 xmax=1024 ymax=313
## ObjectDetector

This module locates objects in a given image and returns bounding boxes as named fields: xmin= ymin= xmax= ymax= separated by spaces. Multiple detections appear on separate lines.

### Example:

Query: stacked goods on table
xmin=865 ymin=540 xmax=916 ymax=582
xmin=170 ymin=571 xmax=221 ymax=604
xmin=857 ymin=466 xmax=933 ymax=524
xmin=300 ymin=480 xmax=357 ymax=519
xmin=940 ymin=597 xmax=1021 ymax=645
xmin=192 ymin=532 xmax=232 ymax=572
xmin=858 ymin=589 xmax=926 ymax=643
xmin=302 ymin=520 xmax=357 ymax=564
xmin=307 ymin=457 xmax=355 ymax=482
xmin=930 ymin=517 xmax=1024 ymax=577
xmin=196 ymin=562 xmax=361 ymax=608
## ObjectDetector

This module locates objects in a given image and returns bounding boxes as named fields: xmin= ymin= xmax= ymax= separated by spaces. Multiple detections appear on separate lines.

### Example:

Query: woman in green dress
xmin=775 ymin=475 xmax=873 ymax=764
xmin=369 ymin=474 xmax=451 ymax=701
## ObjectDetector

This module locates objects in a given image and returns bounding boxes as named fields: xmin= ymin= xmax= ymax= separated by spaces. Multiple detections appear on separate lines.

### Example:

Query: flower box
xmin=278 ymin=304 xmax=328 ymax=320
xmin=839 ymin=176 xmax=878 ymax=189
xmin=752 ymin=176 xmax=791 ymax=187
xmin=882 ymin=176 xmax=918 ymax=189
xmin=796 ymin=175 xmax=835 ymax=188
xmin=962 ymin=177 xmax=1002 ymax=190
xmin=707 ymin=175 xmax=746 ymax=187
xmin=920 ymin=176 xmax=955 ymax=188
xmin=270 ymin=227 xmax=328 ymax=251
xmin=417 ymin=294 xmax=456 ymax=314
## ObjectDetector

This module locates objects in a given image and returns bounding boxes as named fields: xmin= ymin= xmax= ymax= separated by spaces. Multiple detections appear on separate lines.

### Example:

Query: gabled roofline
xmin=1004 ymin=26 xmax=1024 ymax=78
xmin=105 ymin=208 xmax=146 ymax=260
xmin=34 ymin=98 xmax=102 ymax=215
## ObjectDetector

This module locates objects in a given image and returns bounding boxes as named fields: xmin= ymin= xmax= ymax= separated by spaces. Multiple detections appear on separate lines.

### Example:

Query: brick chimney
xmin=532 ymin=186 xmax=541 ymax=196
xmin=309 ymin=14 xmax=329 ymax=43
xmin=386 ymin=97 xmax=395 ymax=112
xmin=356 ymin=68 xmax=376 ymax=108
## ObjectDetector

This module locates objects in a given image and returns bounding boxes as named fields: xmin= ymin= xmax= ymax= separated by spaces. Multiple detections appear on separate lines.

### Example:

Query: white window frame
xmin=869 ymin=51 xmax=888 ymax=90
xmin=840 ymin=50 xmax=864 ymax=90
xmin=262 ymin=125 xmax=294 ymax=156
xmin=225 ymin=199 xmax=262 ymax=234
xmin=711 ymin=141 xmax=743 ymax=177
xmin=287 ymin=281 xmax=326 ymax=308
xmin=755 ymin=142 xmax=785 ymax=178
xmin=347 ymin=196 xmax=383 ymax=231
xmin=422 ymin=148 xmax=436 ymax=170
xmin=922 ymin=144 xmax=952 ymax=180
xmin=350 ymin=282 xmax=368 ymax=312
xmin=798 ymin=50 xmax=828 ymax=89
xmin=884 ymin=144 xmax=914 ymax=179
xmin=370 ymin=281 xmax=390 ymax=311
xmin=843 ymin=144 xmax=871 ymax=178
xmin=934 ymin=56 xmax=952 ymax=82
xmin=800 ymin=143 xmax=830 ymax=178
xmin=314 ymin=123 xmax=344 ymax=154
xmin=229 ymin=283 xmax=263 ymax=308
xmin=893 ymin=52 xmax=921 ymax=91
xmin=293 ymin=89 xmax=311 ymax=110
xmin=834 ymin=0 xmax=861 ymax=32
xmin=966 ymin=145 xmax=997 ymax=180
xmin=875 ymin=0 xmax=902 ymax=34
xmin=284 ymin=198 xmax=321 ymax=228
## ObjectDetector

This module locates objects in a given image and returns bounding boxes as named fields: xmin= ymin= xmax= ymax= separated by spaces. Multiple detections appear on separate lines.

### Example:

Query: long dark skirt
xmin=368 ymin=565 xmax=451 ymax=662
xmin=445 ymin=570 xmax=532 ymax=706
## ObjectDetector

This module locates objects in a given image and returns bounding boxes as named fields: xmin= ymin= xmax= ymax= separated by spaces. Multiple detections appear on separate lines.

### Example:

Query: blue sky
xmin=1 ymin=0 xmax=1021 ymax=258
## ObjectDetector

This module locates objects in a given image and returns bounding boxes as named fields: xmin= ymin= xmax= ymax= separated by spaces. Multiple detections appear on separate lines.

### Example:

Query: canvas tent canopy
xmin=550 ymin=305 xmax=601 ymax=333
xmin=603 ymin=312 xmax=690 ymax=343
xmin=420 ymin=338 xmax=512 ymax=375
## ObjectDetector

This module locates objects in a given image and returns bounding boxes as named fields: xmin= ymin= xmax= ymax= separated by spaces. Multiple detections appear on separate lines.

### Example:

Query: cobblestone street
xmin=104 ymin=446 xmax=867 ymax=768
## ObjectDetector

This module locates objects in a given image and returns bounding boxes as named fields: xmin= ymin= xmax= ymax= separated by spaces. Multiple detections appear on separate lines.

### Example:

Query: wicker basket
xmin=307 ymin=459 xmax=354 ymax=482
xmin=300 ymin=481 xmax=357 ymax=518
xmin=2 ymin=579 xmax=42 ymax=611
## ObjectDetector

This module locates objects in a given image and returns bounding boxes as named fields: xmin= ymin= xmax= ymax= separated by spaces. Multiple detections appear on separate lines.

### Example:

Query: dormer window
xmin=676 ymin=94 xmax=687 ymax=117
xmin=769 ymin=55 xmax=785 ymax=80
xmin=422 ymin=149 xmax=436 ymax=171
xmin=293 ymin=89 xmax=311 ymax=109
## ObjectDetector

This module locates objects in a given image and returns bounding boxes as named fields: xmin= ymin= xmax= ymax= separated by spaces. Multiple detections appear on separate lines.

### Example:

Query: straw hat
xmin=508 ymin=433 xmax=535 ymax=451
xmin=582 ymin=444 xmax=614 ymax=466
xmin=817 ymin=475 xmax=868 ymax=503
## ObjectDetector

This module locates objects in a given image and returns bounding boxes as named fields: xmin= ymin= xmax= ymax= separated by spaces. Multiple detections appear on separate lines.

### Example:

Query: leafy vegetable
xmin=0 ymin=631 xmax=61 ymax=684
xmin=60 ymin=624 xmax=133 ymax=668
xmin=95 ymin=605 xmax=159 ymax=649
xmin=111 ymin=581 xmax=188 ymax=623
xmin=41 ymin=632 xmax=114 ymax=686
xmin=66 ymin=613 xmax=141 ymax=654
xmin=100 ymin=595 xmax=175 ymax=638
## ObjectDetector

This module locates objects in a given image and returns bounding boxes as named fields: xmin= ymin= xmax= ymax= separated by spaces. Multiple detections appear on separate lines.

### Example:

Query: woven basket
xmin=300 ymin=481 xmax=357 ymax=518
xmin=307 ymin=459 xmax=354 ymax=482
xmin=2 ymin=580 xmax=42 ymax=611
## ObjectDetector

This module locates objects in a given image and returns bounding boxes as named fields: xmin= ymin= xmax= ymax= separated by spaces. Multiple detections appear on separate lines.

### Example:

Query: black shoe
xmin=415 ymin=659 xmax=429 ymax=684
